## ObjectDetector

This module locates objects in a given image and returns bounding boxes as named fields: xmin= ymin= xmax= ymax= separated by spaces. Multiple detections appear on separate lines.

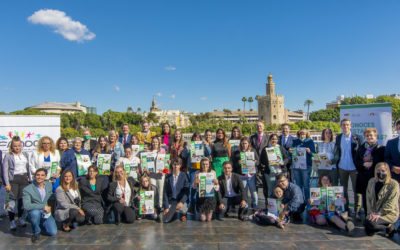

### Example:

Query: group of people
xmin=1 ymin=119 xmax=400 ymax=243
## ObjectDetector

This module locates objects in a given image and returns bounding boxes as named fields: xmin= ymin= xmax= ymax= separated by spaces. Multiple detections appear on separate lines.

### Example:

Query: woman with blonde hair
xmin=365 ymin=162 xmax=399 ymax=237
xmin=108 ymin=130 xmax=125 ymax=169
xmin=136 ymin=175 xmax=160 ymax=220
xmin=30 ymin=136 xmax=61 ymax=181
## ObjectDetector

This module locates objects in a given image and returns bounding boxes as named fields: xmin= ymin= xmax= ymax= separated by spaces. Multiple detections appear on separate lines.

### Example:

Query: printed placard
xmin=199 ymin=173 xmax=215 ymax=198
xmin=141 ymin=152 xmax=157 ymax=173
xmin=139 ymin=190 xmax=155 ymax=215
xmin=190 ymin=141 xmax=204 ymax=163
xmin=229 ymin=140 xmax=241 ymax=153
xmin=42 ymin=161 xmax=59 ymax=179
xmin=97 ymin=154 xmax=112 ymax=175
xmin=292 ymin=147 xmax=307 ymax=170
xmin=240 ymin=151 xmax=256 ymax=174
xmin=266 ymin=146 xmax=283 ymax=175
xmin=156 ymin=154 xmax=170 ymax=173
xmin=313 ymin=153 xmax=332 ymax=170
xmin=76 ymin=154 xmax=91 ymax=176
xmin=132 ymin=145 xmax=145 ymax=157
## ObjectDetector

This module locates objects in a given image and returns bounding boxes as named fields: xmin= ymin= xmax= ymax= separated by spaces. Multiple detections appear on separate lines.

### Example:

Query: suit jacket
xmin=107 ymin=177 xmax=137 ymax=208
xmin=249 ymin=133 xmax=269 ymax=158
xmin=2 ymin=151 xmax=32 ymax=186
xmin=332 ymin=133 xmax=363 ymax=168
xmin=163 ymin=172 xmax=190 ymax=209
xmin=278 ymin=135 xmax=294 ymax=151
xmin=217 ymin=172 xmax=246 ymax=203
xmin=385 ymin=137 xmax=400 ymax=182
xmin=54 ymin=186 xmax=82 ymax=222
xmin=22 ymin=181 xmax=53 ymax=211
xmin=118 ymin=134 xmax=132 ymax=147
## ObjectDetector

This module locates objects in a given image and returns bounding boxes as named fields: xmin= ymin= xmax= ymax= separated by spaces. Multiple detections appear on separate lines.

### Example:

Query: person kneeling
xmin=365 ymin=162 xmax=399 ymax=237
xmin=163 ymin=158 xmax=190 ymax=223
xmin=276 ymin=173 xmax=305 ymax=222
xmin=217 ymin=161 xmax=248 ymax=221
xmin=136 ymin=175 xmax=160 ymax=221
xmin=55 ymin=170 xmax=85 ymax=232
xmin=107 ymin=166 xmax=137 ymax=225
xmin=23 ymin=168 xmax=57 ymax=243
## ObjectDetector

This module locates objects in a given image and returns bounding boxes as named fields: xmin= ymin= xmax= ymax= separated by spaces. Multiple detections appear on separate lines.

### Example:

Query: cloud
xmin=156 ymin=92 xmax=162 ymax=97
xmin=200 ymin=96 xmax=207 ymax=101
xmin=114 ymin=85 xmax=120 ymax=92
xmin=3 ymin=87 xmax=14 ymax=91
xmin=170 ymin=94 xmax=176 ymax=99
xmin=164 ymin=66 xmax=176 ymax=71
xmin=27 ymin=9 xmax=95 ymax=42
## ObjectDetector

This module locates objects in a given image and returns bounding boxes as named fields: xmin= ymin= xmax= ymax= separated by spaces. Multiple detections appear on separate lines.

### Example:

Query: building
xmin=209 ymin=109 xmax=259 ymax=123
xmin=146 ymin=97 xmax=193 ymax=127
xmin=286 ymin=110 xmax=307 ymax=123
xmin=257 ymin=73 xmax=286 ymax=124
xmin=25 ymin=101 xmax=96 ymax=114
xmin=326 ymin=95 xmax=344 ymax=110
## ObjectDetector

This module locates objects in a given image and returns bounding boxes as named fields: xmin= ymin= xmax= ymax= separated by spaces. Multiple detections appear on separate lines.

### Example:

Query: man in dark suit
xmin=118 ymin=123 xmax=132 ymax=147
xmin=278 ymin=123 xmax=295 ymax=179
xmin=163 ymin=158 xmax=190 ymax=223
xmin=217 ymin=161 xmax=248 ymax=221
xmin=332 ymin=119 xmax=363 ymax=213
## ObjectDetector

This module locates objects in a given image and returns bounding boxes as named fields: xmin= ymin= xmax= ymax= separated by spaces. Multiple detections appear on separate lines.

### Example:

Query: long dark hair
xmin=161 ymin=123 xmax=171 ymax=136
xmin=214 ymin=128 xmax=229 ymax=148
xmin=230 ymin=126 xmax=242 ymax=140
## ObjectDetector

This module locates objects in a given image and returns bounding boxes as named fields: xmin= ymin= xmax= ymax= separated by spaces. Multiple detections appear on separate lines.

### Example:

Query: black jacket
xmin=163 ymin=172 xmax=190 ymax=209
xmin=333 ymin=133 xmax=364 ymax=168
xmin=79 ymin=176 xmax=107 ymax=206
xmin=217 ymin=172 xmax=246 ymax=203
xmin=107 ymin=177 xmax=138 ymax=208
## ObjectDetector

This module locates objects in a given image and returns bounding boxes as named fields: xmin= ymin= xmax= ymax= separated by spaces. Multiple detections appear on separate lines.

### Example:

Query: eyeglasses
xmin=42 ymin=143 xmax=50 ymax=145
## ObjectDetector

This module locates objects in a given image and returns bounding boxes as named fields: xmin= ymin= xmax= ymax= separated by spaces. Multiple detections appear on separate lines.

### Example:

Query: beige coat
xmin=366 ymin=178 xmax=399 ymax=224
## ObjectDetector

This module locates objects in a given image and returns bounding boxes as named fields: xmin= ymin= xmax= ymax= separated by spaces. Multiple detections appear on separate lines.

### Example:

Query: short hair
xmin=121 ymin=123 xmax=130 ymax=129
xmin=124 ymin=144 xmax=132 ymax=151
xmin=363 ymin=128 xmax=378 ymax=136
xmin=318 ymin=174 xmax=332 ymax=187
xmin=35 ymin=168 xmax=48 ymax=176
xmin=340 ymin=118 xmax=351 ymax=125
xmin=321 ymin=128 xmax=333 ymax=142
xmin=273 ymin=185 xmax=284 ymax=193
xmin=83 ymin=128 xmax=91 ymax=133
xmin=9 ymin=136 xmax=22 ymax=153
xmin=73 ymin=137 xmax=83 ymax=144
xmin=297 ymin=129 xmax=311 ymax=139
xmin=276 ymin=173 xmax=287 ymax=181
xmin=281 ymin=123 xmax=290 ymax=129
xmin=222 ymin=161 xmax=233 ymax=167
xmin=172 ymin=157 xmax=182 ymax=166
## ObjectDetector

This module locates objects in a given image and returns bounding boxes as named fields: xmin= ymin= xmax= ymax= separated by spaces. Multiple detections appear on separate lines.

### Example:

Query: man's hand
xmin=164 ymin=208 xmax=170 ymax=216
xmin=176 ymin=202 xmax=183 ymax=211
xmin=44 ymin=205 xmax=51 ymax=213
xmin=78 ymin=208 xmax=85 ymax=216
xmin=219 ymin=204 xmax=225 ymax=210
xmin=363 ymin=162 xmax=373 ymax=168
xmin=5 ymin=185 xmax=11 ymax=192
xmin=119 ymin=199 xmax=125 ymax=204
xmin=392 ymin=166 xmax=400 ymax=175
xmin=305 ymin=148 xmax=311 ymax=153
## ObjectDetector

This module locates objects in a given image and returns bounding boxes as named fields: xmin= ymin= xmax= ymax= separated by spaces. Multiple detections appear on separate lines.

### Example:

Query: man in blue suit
xmin=163 ymin=158 xmax=190 ymax=223
xmin=118 ymin=123 xmax=131 ymax=147
xmin=278 ymin=123 xmax=294 ymax=179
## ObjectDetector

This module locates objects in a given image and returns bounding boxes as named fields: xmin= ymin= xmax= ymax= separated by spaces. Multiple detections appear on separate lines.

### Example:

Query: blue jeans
xmin=28 ymin=210 xmax=57 ymax=236
xmin=264 ymin=173 xmax=277 ymax=198
xmin=188 ymin=168 xmax=197 ymax=209
xmin=292 ymin=168 xmax=311 ymax=201
xmin=241 ymin=175 xmax=258 ymax=208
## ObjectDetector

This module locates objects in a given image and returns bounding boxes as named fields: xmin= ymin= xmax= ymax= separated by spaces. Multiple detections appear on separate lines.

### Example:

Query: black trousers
xmin=219 ymin=196 xmax=248 ymax=219
xmin=65 ymin=208 xmax=85 ymax=226
xmin=112 ymin=203 xmax=135 ymax=224
xmin=365 ymin=218 xmax=390 ymax=235
xmin=9 ymin=174 xmax=29 ymax=221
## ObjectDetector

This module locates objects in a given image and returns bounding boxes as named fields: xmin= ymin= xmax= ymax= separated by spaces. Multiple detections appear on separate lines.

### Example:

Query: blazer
xmin=249 ymin=133 xmax=269 ymax=158
xmin=278 ymin=135 xmax=294 ymax=152
xmin=54 ymin=186 xmax=82 ymax=222
xmin=259 ymin=145 xmax=289 ymax=175
xmin=107 ymin=177 xmax=138 ymax=208
xmin=60 ymin=148 xmax=90 ymax=178
xmin=384 ymin=137 xmax=400 ymax=183
xmin=118 ymin=134 xmax=132 ymax=147
xmin=217 ymin=172 xmax=246 ymax=202
xmin=137 ymin=131 xmax=157 ymax=149
xmin=163 ymin=172 xmax=190 ymax=209
xmin=332 ymin=133 xmax=363 ymax=168
xmin=2 ymin=151 xmax=31 ymax=186
xmin=366 ymin=178 xmax=399 ymax=224
xmin=79 ymin=176 xmax=107 ymax=206
xmin=22 ymin=181 xmax=53 ymax=211
xmin=30 ymin=150 xmax=61 ymax=180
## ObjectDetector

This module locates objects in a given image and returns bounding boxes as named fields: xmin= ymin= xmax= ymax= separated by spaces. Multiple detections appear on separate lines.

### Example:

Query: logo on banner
xmin=0 ymin=131 xmax=42 ymax=149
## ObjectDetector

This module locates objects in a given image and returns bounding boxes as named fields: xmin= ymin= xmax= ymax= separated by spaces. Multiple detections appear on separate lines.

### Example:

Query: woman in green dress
xmin=212 ymin=128 xmax=231 ymax=177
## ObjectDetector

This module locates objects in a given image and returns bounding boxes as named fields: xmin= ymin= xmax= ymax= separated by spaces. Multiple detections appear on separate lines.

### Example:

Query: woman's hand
xmin=305 ymin=148 xmax=311 ymax=153
xmin=213 ymin=179 xmax=218 ymax=185
xmin=195 ymin=178 xmax=200 ymax=185
xmin=5 ymin=185 xmax=11 ymax=192
xmin=326 ymin=160 xmax=332 ymax=165
xmin=78 ymin=208 xmax=85 ymax=216
xmin=119 ymin=199 xmax=125 ymax=204
xmin=44 ymin=205 xmax=51 ymax=213
xmin=308 ymin=199 xmax=314 ymax=205
xmin=363 ymin=162 xmax=373 ymax=168
xmin=280 ymin=204 xmax=285 ymax=209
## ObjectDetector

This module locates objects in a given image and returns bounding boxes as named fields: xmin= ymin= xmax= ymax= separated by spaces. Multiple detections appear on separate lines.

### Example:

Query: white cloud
xmin=156 ymin=92 xmax=162 ymax=97
xmin=170 ymin=94 xmax=176 ymax=99
xmin=27 ymin=9 xmax=95 ymax=42
xmin=200 ymin=96 xmax=207 ymax=101
xmin=114 ymin=85 xmax=120 ymax=92
xmin=164 ymin=66 xmax=176 ymax=71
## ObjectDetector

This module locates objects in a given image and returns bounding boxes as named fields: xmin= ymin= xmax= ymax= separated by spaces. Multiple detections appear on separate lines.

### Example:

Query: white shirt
xmin=317 ymin=141 xmax=336 ymax=168
xmin=225 ymin=174 xmax=237 ymax=198
xmin=13 ymin=154 xmax=28 ymax=175
xmin=68 ymin=189 xmax=79 ymax=199
xmin=116 ymin=179 xmax=132 ymax=206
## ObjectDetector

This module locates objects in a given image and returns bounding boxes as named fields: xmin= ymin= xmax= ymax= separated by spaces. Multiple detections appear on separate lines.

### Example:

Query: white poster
xmin=0 ymin=115 xmax=60 ymax=158
xmin=340 ymin=103 xmax=392 ymax=145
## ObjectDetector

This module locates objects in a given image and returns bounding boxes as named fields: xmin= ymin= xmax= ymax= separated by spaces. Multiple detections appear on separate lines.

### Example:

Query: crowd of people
xmin=1 ymin=119 xmax=400 ymax=243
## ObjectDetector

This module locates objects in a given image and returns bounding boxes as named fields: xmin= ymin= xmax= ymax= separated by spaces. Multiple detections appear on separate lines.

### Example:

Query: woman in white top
xmin=315 ymin=128 xmax=338 ymax=186
xmin=107 ymin=166 xmax=137 ymax=224
xmin=2 ymin=136 xmax=31 ymax=230
xmin=30 ymin=136 xmax=61 ymax=181
xmin=116 ymin=145 xmax=141 ymax=181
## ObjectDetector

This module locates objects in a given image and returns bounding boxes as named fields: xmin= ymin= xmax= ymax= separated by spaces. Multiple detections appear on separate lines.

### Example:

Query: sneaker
xmin=386 ymin=224 xmax=396 ymax=238
xmin=18 ymin=218 xmax=27 ymax=227
xmin=10 ymin=220 xmax=17 ymax=231
xmin=31 ymin=233 xmax=40 ymax=243
xmin=346 ymin=220 xmax=355 ymax=236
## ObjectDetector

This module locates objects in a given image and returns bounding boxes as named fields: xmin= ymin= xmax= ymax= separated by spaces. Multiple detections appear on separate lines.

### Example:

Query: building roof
xmin=210 ymin=109 xmax=258 ymax=117
xmin=25 ymin=102 xmax=86 ymax=111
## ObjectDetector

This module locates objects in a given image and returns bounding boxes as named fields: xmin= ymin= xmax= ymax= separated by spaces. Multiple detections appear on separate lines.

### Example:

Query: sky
xmin=0 ymin=0 xmax=399 ymax=115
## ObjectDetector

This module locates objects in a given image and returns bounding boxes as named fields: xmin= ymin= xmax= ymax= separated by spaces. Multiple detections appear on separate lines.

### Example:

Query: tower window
xmin=273 ymin=115 xmax=276 ymax=119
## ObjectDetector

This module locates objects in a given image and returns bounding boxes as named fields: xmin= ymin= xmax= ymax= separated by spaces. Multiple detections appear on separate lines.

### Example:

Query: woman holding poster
xmin=232 ymin=137 xmax=259 ymax=210
xmin=160 ymin=123 xmax=172 ymax=152
xmin=92 ymin=136 xmax=113 ymax=176
xmin=60 ymin=137 xmax=90 ymax=179
xmin=355 ymin=128 xmax=385 ymax=219
xmin=116 ymin=145 xmax=141 ymax=181
xmin=315 ymin=129 xmax=337 ymax=185
xmin=193 ymin=158 xmax=219 ymax=221
xmin=136 ymin=175 xmax=159 ymax=220
xmin=30 ymin=136 xmax=61 ymax=181
xmin=212 ymin=128 xmax=231 ymax=177
xmin=290 ymin=129 xmax=315 ymax=201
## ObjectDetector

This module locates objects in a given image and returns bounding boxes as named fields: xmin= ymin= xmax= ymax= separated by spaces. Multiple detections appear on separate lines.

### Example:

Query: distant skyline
xmin=1 ymin=0 xmax=399 ymax=115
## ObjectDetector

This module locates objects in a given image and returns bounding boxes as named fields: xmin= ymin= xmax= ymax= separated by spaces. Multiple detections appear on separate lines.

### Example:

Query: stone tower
xmin=257 ymin=73 xmax=286 ymax=124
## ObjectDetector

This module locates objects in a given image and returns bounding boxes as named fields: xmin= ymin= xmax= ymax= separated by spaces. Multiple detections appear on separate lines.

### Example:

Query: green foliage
xmin=310 ymin=108 xmax=340 ymax=122
xmin=61 ymin=128 xmax=80 ymax=138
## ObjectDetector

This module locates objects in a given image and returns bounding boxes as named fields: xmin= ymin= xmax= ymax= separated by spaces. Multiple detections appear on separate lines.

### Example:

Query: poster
xmin=156 ymin=154 xmax=170 ymax=173
xmin=0 ymin=115 xmax=60 ymax=158
xmin=141 ymin=152 xmax=157 ymax=173
xmin=97 ymin=154 xmax=112 ymax=175
xmin=199 ymin=173 xmax=215 ymax=198
xmin=313 ymin=153 xmax=332 ymax=170
xmin=190 ymin=141 xmax=204 ymax=163
xmin=139 ymin=190 xmax=155 ymax=215
xmin=131 ymin=145 xmax=145 ymax=157
xmin=267 ymin=198 xmax=282 ymax=218
xmin=240 ymin=151 xmax=256 ymax=174
xmin=292 ymin=147 xmax=307 ymax=170
xmin=42 ymin=161 xmax=59 ymax=179
xmin=340 ymin=103 xmax=392 ymax=145
xmin=328 ymin=186 xmax=344 ymax=212
xmin=123 ymin=158 xmax=140 ymax=180
xmin=76 ymin=154 xmax=91 ymax=176
xmin=229 ymin=140 xmax=241 ymax=153
xmin=266 ymin=146 xmax=283 ymax=175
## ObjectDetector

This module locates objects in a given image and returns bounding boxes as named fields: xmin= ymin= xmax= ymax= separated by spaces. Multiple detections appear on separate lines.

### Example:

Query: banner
xmin=0 ymin=115 xmax=60 ymax=158
xmin=141 ymin=152 xmax=157 ymax=173
xmin=340 ymin=103 xmax=392 ymax=145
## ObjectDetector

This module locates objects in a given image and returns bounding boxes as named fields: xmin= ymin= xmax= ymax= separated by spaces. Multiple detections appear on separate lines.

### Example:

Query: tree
xmin=242 ymin=97 xmax=247 ymax=115
xmin=223 ymin=109 xmax=232 ymax=119
xmin=83 ymin=113 xmax=103 ymax=128
xmin=126 ymin=107 xmax=133 ymax=113
xmin=136 ymin=107 xmax=142 ymax=114
xmin=248 ymin=97 xmax=254 ymax=110
xmin=309 ymin=108 xmax=340 ymax=122
xmin=146 ymin=113 xmax=159 ymax=124
xmin=70 ymin=112 xmax=85 ymax=130
xmin=304 ymin=99 xmax=314 ymax=120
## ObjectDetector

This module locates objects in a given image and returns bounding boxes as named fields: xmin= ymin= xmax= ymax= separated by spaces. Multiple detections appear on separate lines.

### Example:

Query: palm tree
xmin=136 ymin=107 xmax=141 ymax=114
xmin=304 ymin=99 xmax=314 ymax=120
xmin=126 ymin=107 xmax=133 ymax=113
xmin=223 ymin=108 xmax=232 ymax=120
xmin=242 ymin=97 xmax=247 ymax=115
xmin=248 ymin=97 xmax=254 ymax=110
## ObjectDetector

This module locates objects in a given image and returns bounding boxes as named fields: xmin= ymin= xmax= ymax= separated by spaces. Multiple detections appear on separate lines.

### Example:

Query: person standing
xmin=169 ymin=130 xmax=184 ymax=162
xmin=30 ymin=136 xmax=61 ymax=181
xmin=137 ymin=122 xmax=157 ymax=150
xmin=212 ymin=128 xmax=231 ymax=178
xmin=160 ymin=123 xmax=172 ymax=152
xmin=249 ymin=121 xmax=269 ymax=158
xmin=315 ymin=129 xmax=337 ymax=185
xmin=332 ymin=119 xmax=363 ymax=213
xmin=82 ymin=129 xmax=97 ymax=157
xmin=278 ymin=123 xmax=294 ymax=179
xmin=119 ymin=123 xmax=132 ymax=147
xmin=60 ymin=137 xmax=91 ymax=179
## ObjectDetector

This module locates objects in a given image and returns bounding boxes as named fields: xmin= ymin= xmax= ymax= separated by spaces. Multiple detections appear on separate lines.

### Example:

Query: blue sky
xmin=1 ymin=0 xmax=399 ymax=115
